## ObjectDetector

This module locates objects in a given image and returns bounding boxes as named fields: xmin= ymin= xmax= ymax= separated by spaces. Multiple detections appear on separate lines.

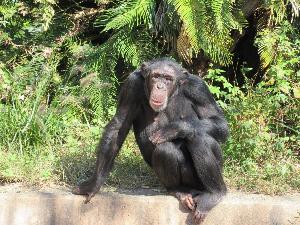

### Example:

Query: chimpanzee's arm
xmin=182 ymin=74 xmax=229 ymax=143
xmin=72 ymin=72 xmax=143 ymax=201
xmin=149 ymin=120 xmax=195 ymax=144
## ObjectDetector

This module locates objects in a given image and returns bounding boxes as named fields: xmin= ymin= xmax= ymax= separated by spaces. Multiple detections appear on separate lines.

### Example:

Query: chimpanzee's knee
xmin=151 ymin=142 xmax=184 ymax=188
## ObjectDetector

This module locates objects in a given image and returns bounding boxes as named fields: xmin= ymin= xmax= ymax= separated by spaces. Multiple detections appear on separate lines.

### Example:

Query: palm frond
xmin=211 ymin=0 xmax=227 ymax=31
xmin=168 ymin=0 xmax=244 ymax=65
xmin=263 ymin=0 xmax=300 ymax=24
xmin=101 ymin=0 xmax=154 ymax=31
xmin=167 ymin=0 xmax=204 ymax=53
xmin=112 ymin=30 xmax=142 ymax=67
xmin=289 ymin=0 xmax=300 ymax=18
xmin=154 ymin=1 xmax=181 ymax=50
xmin=177 ymin=27 xmax=193 ymax=63
xmin=255 ymin=27 xmax=279 ymax=68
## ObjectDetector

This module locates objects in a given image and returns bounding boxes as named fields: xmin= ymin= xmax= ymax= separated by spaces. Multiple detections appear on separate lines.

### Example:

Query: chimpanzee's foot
xmin=193 ymin=208 xmax=208 ymax=224
xmin=192 ymin=195 xmax=209 ymax=224
xmin=175 ymin=192 xmax=195 ymax=210
xmin=192 ymin=192 xmax=225 ymax=224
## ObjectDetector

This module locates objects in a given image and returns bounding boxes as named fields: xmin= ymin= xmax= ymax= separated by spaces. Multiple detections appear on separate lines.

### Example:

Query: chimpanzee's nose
xmin=156 ymin=82 xmax=164 ymax=89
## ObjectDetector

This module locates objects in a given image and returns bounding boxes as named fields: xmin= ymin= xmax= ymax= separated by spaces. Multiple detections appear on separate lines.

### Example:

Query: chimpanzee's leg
xmin=149 ymin=120 xmax=227 ymax=223
xmin=186 ymin=133 xmax=227 ymax=224
xmin=151 ymin=142 xmax=183 ymax=188
xmin=149 ymin=119 xmax=225 ymax=170
xmin=151 ymin=141 xmax=201 ymax=210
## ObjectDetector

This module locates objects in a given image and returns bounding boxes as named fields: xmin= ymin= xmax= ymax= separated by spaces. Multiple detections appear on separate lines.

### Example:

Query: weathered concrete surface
xmin=0 ymin=185 xmax=300 ymax=225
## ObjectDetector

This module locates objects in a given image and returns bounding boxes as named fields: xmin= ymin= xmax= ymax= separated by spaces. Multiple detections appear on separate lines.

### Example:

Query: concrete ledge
xmin=0 ymin=186 xmax=300 ymax=225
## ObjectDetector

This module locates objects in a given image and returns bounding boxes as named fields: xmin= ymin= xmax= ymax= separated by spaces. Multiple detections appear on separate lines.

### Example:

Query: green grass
xmin=0 ymin=127 xmax=299 ymax=195
xmin=0 ymin=130 xmax=161 ymax=190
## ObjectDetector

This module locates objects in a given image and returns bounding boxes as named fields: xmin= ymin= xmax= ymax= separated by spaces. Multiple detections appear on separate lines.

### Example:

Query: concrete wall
xmin=0 ymin=186 xmax=300 ymax=225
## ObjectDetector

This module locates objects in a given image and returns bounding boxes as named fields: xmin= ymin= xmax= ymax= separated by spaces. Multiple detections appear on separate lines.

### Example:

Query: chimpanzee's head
xmin=141 ymin=58 xmax=187 ymax=112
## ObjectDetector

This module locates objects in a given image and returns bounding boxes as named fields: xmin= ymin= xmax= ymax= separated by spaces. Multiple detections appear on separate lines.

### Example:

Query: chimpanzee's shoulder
xmin=182 ymin=73 xmax=207 ymax=90
xmin=127 ymin=70 xmax=143 ymax=82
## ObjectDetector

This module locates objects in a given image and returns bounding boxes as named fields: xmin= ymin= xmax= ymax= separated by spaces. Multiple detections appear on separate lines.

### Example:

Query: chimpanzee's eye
xmin=152 ymin=73 xmax=160 ymax=79
xmin=165 ymin=76 xmax=173 ymax=82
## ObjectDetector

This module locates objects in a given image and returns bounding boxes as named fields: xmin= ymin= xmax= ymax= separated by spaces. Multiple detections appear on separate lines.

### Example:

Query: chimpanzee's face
xmin=142 ymin=63 xmax=177 ymax=112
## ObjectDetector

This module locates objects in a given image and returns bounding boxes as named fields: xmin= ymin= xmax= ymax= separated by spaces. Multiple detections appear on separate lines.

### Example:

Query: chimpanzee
xmin=72 ymin=58 xmax=229 ymax=224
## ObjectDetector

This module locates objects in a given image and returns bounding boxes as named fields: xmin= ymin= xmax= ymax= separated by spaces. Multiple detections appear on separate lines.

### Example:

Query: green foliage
xmin=99 ymin=0 xmax=246 ymax=65
xmin=205 ymin=68 xmax=299 ymax=193
xmin=205 ymin=23 xmax=300 ymax=193
xmin=93 ymin=2 xmax=162 ymax=82
xmin=96 ymin=0 xmax=299 ymax=66
xmin=0 ymin=53 xmax=59 ymax=150
xmin=254 ymin=1 xmax=300 ymax=69
xmin=101 ymin=0 xmax=154 ymax=31
xmin=168 ymin=0 xmax=245 ymax=64
xmin=205 ymin=67 xmax=243 ymax=107
xmin=0 ymin=1 xmax=124 ymax=183
xmin=263 ymin=0 xmax=300 ymax=24
xmin=255 ymin=20 xmax=300 ymax=69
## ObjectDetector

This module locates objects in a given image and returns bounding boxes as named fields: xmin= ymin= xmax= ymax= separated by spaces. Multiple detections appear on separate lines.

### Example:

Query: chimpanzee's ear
xmin=182 ymin=69 xmax=189 ymax=76
xmin=140 ymin=62 xmax=149 ymax=78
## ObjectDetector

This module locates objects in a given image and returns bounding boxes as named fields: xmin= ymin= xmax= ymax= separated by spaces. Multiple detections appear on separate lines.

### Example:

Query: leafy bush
xmin=204 ymin=22 xmax=300 ymax=193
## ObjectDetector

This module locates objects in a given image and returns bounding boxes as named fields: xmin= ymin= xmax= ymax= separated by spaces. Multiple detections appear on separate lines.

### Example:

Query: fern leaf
xmin=168 ymin=0 xmax=241 ymax=65
xmin=102 ymin=0 xmax=154 ymax=31
xmin=168 ymin=0 xmax=204 ymax=52
xmin=114 ymin=32 xmax=141 ymax=67
xmin=289 ymin=0 xmax=300 ymax=18
xmin=177 ymin=26 xmax=193 ymax=63
xmin=211 ymin=0 xmax=225 ymax=31
xmin=255 ymin=27 xmax=279 ymax=68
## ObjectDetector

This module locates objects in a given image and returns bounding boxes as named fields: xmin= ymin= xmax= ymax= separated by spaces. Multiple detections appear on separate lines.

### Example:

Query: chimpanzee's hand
xmin=72 ymin=176 xmax=101 ymax=203
xmin=149 ymin=129 xmax=167 ymax=144
xmin=149 ymin=127 xmax=178 ymax=145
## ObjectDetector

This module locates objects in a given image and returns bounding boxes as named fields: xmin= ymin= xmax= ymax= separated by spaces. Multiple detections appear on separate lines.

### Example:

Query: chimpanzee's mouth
xmin=151 ymin=98 xmax=163 ymax=106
